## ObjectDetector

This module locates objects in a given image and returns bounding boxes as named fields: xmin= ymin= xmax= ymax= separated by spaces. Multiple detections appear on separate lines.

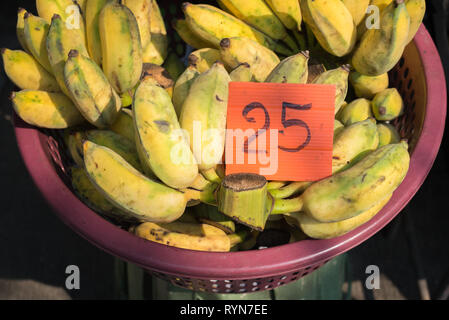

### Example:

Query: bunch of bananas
xmin=2 ymin=0 xmax=424 ymax=252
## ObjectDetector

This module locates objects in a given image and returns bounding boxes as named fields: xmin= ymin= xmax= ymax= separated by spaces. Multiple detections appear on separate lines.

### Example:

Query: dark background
xmin=0 ymin=0 xmax=448 ymax=300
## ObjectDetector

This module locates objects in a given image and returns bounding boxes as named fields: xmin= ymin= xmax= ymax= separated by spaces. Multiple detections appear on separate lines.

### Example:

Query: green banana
xmin=349 ymin=71 xmax=389 ymax=99
xmin=312 ymin=65 xmax=350 ymax=115
xmin=85 ymin=0 xmax=108 ymax=66
xmin=300 ymin=0 xmax=357 ymax=57
xmin=352 ymin=0 xmax=410 ymax=76
xmin=272 ymin=142 xmax=410 ymax=222
xmin=47 ymin=14 xmax=89 ymax=97
xmin=182 ymin=3 xmax=293 ymax=56
xmin=405 ymin=0 xmax=426 ymax=44
xmin=110 ymin=108 xmax=135 ymax=142
xmin=142 ymin=0 xmax=168 ymax=65
xmin=371 ymin=88 xmax=404 ymax=121
xmin=336 ymin=98 xmax=373 ymax=126
xmin=216 ymin=0 xmax=299 ymax=52
xmin=64 ymin=50 xmax=121 ymax=128
xmin=133 ymin=78 xmax=199 ymax=189
xmin=172 ymin=19 xmax=214 ymax=50
xmin=99 ymin=1 xmax=142 ymax=94
xmin=180 ymin=62 xmax=231 ymax=172
xmin=17 ymin=8 xmax=30 ymax=53
xmin=11 ymin=90 xmax=85 ymax=129
xmin=1 ymin=49 xmax=60 ymax=92
xmin=193 ymin=203 xmax=236 ymax=234
xmin=172 ymin=66 xmax=200 ymax=118
xmin=219 ymin=37 xmax=280 ymax=82
xmin=188 ymin=48 xmax=222 ymax=73
xmin=377 ymin=123 xmax=401 ymax=147
xmin=266 ymin=51 xmax=309 ymax=84
xmin=229 ymin=63 xmax=254 ymax=82
xmin=66 ymin=131 xmax=84 ymax=166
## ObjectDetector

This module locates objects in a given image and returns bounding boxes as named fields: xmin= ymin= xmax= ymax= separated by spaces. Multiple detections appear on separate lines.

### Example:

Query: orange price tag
xmin=225 ymin=82 xmax=336 ymax=181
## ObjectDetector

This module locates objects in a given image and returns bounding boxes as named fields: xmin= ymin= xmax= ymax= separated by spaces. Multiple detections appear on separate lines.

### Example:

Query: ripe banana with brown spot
xmin=349 ymin=71 xmax=389 ymax=99
xmin=17 ymin=8 xmax=30 ymax=53
xmin=371 ymin=88 xmax=404 ymax=121
xmin=266 ymin=51 xmax=309 ymax=84
xmin=219 ymin=37 xmax=280 ymax=82
xmin=99 ymin=1 xmax=143 ymax=94
xmin=122 ymin=0 xmax=152 ymax=49
xmin=300 ymin=0 xmax=357 ymax=57
xmin=23 ymin=13 xmax=53 ymax=73
xmin=352 ymin=0 xmax=410 ymax=76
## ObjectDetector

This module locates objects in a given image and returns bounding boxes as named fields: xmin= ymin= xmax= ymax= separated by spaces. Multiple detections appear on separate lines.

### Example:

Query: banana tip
xmin=301 ymin=50 xmax=310 ymax=59
xmin=1 ymin=48 xmax=6 ymax=55
xmin=23 ymin=12 xmax=31 ymax=19
xmin=188 ymin=54 xmax=198 ymax=66
xmin=68 ymin=49 xmax=79 ymax=58
xmin=18 ymin=7 xmax=26 ymax=14
xmin=52 ymin=14 xmax=61 ymax=21
xmin=182 ymin=2 xmax=192 ymax=12
xmin=342 ymin=64 xmax=351 ymax=72
xmin=220 ymin=38 xmax=231 ymax=49
xmin=9 ymin=92 xmax=16 ymax=101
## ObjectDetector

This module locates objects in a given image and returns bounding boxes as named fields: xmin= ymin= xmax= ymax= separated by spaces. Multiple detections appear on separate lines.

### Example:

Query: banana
xmin=334 ymin=119 xmax=345 ymax=138
xmin=180 ymin=62 xmax=231 ymax=172
xmin=110 ymin=108 xmax=135 ymax=142
xmin=122 ymin=0 xmax=152 ymax=49
xmin=133 ymin=78 xmax=199 ymax=189
xmin=405 ymin=0 xmax=426 ymax=44
xmin=188 ymin=48 xmax=222 ymax=73
xmin=36 ymin=0 xmax=86 ymax=45
xmin=1 ymin=49 xmax=60 ymax=92
xmin=272 ymin=142 xmax=410 ymax=222
xmin=292 ymin=193 xmax=392 ymax=239
xmin=377 ymin=123 xmax=401 ymax=147
xmin=10 ymin=90 xmax=85 ymax=129
xmin=371 ymin=88 xmax=404 ymax=121
xmin=265 ymin=51 xmax=309 ymax=84
xmin=349 ymin=71 xmax=389 ymax=99
xmin=312 ymin=65 xmax=350 ymax=115
xmin=229 ymin=63 xmax=254 ymax=82
xmin=172 ymin=66 xmax=200 ymax=118
xmin=140 ymin=63 xmax=175 ymax=97
xmin=142 ymin=0 xmax=168 ymax=65
xmin=219 ymin=37 xmax=280 ymax=82
xmin=341 ymin=0 xmax=371 ymax=26
xmin=216 ymin=0 xmax=299 ymax=52
xmin=64 ymin=50 xmax=121 ymax=128
xmin=352 ymin=0 xmax=410 ymax=76
xmin=83 ymin=140 xmax=190 ymax=223
xmin=99 ymin=1 xmax=143 ymax=94
xmin=265 ymin=0 xmax=303 ymax=31
xmin=75 ymin=0 xmax=87 ymax=14
xmin=193 ymin=203 xmax=236 ymax=234
xmin=182 ymin=3 xmax=293 ymax=56
xmin=47 ymin=14 xmax=89 ymax=97
xmin=85 ymin=0 xmax=108 ymax=66
xmin=66 ymin=131 xmax=84 ymax=166
xmin=172 ymin=19 xmax=214 ymax=50
xmin=17 ymin=8 xmax=30 ymax=53
xmin=162 ymin=52 xmax=185 ymax=82
xmin=133 ymin=221 xmax=246 ymax=252
xmin=23 ymin=13 xmax=53 ymax=73
xmin=300 ymin=0 xmax=357 ymax=57
xmin=336 ymin=98 xmax=373 ymax=126
xmin=371 ymin=0 xmax=394 ymax=12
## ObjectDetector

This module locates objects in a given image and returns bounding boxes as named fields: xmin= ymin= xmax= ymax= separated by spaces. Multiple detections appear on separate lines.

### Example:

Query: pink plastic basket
xmin=12 ymin=25 xmax=447 ymax=293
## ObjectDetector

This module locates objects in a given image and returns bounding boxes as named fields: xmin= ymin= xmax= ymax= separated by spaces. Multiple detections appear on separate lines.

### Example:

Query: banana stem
xmin=201 ymin=168 xmax=222 ymax=184
xmin=271 ymin=197 xmax=304 ymax=215
xmin=269 ymin=182 xmax=312 ymax=199
xmin=183 ymin=182 xmax=219 ymax=206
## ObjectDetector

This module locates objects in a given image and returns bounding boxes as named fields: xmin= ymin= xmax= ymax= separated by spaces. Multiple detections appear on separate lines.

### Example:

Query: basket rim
xmin=13 ymin=25 xmax=447 ymax=281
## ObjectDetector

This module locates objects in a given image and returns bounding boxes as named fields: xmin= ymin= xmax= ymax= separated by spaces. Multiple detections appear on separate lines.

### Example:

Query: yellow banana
xmin=182 ymin=3 xmax=293 ymax=56
xmin=219 ymin=37 xmax=280 ymax=82
xmin=216 ymin=0 xmax=299 ymax=52
xmin=162 ymin=52 xmax=185 ymax=82
xmin=188 ymin=48 xmax=222 ymax=73
xmin=352 ymin=0 xmax=410 ymax=76
xmin=349 ymin=71 xmax=389 ymax=99
xmin=17 ymin=8 xmax=30 ymax=53
xmin=341 ymin=0 xmax=370 ymax=26
xmin=11 ymin=90 xmax=85 ymax=129
xmin=180 ymin=62 xmax=231 ymax=172
xmin=99 ymin=1 xmax=143 ymax=94
xmin=172 ymin=66 xmax=200 ymax=118
xmin=312 ymin=65 xmax=350 ymax=115
xmin=75 ymin=0 xmax=87 ymax=14
xmin=300 ymin=0 xmax=357 ymax=57
xmin=47 ymin=14 xmax=89 ymax=97
xmin=85 ymin=0 xmax=108 ymax=66
xmin=336 ymin=98 xmax=373 ymax=126
xmin=371 ymin=88 xmax=404 ymax=121
xmin=133 ymin=78 xmax=199 ymax=189
xmin=265 ymin=0 xmax=303 ymax=31
xmin=334 ymin=119 xmax=345 ymax=138
xmin=133 ymin=222 xmax=246 ymax=252
xmin=122 ymin=0 xmax=152 ymax=50
xmin=172 ymin=19 xmax=214 ymax=50
xmin=109 ymin=108 xmax=135 ymax=142
xmin=291 ymin=194 xmax=392 ymax=239
xmin=1 ymin=49 xmax=60 ymax=92
xmin=377 ymin=123 xmax=401 ymax=147
xmin=229 ymin=63 xmax=254 ymax=82
xmin=142 ymin=0 xmax=168 ymax=65
xmin=64 ymin=50 xmax=121 ymax=128
xmin=405 ymin=0 xmax=426 ymax=44
xmin=272 ymin=142 xmax=409 ymax=222
xmin=23 ymin=13 xmax=53 ymax=73
xmin=266 ymin=51 xmax=309 ymax=84
xmin=372 ymin=0 xmax=394 ymax=12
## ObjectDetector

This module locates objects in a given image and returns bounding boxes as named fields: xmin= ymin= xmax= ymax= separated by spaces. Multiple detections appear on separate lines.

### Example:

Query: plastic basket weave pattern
xmin=12 ymin=11 xmax=447 ymax=293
